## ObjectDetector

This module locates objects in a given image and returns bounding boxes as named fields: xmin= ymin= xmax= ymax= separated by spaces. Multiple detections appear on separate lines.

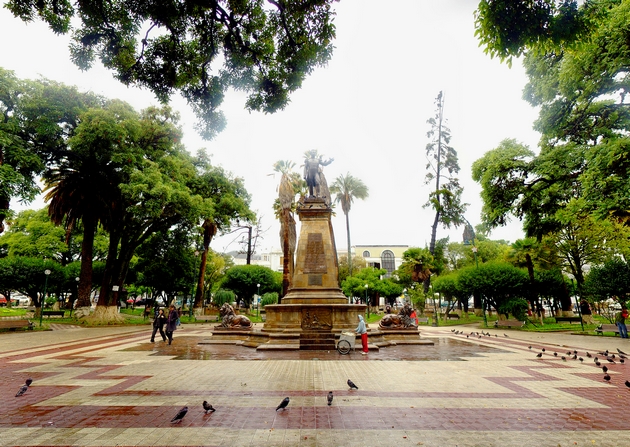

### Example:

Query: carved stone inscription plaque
xmin=303 ymin=233 xmax=327 ymax=274
xmin=301 ymin=308 xmax=332 ymax=329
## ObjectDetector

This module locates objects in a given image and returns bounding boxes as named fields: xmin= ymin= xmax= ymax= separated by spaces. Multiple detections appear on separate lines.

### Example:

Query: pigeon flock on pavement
xmin=452 ymin=329 xmax=630 ymax=387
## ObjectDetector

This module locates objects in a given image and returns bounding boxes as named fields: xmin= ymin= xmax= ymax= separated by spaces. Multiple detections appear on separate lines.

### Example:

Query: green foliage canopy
xmin=6 ymin=0 xmax=338 ymax=139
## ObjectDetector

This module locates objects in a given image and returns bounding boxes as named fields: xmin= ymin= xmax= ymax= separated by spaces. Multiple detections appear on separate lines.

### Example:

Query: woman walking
xmin=355 ymin=315 xmax=369 ymax=355
xmin=165 ymin=304 xmax=178 ymax=345
xmin=150 ymin=308 xmax=167 ymax=343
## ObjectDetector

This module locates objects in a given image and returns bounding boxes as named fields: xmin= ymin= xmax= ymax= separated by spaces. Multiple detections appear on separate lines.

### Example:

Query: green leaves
xmin=7 ymin=0 xmax=337 ymax=139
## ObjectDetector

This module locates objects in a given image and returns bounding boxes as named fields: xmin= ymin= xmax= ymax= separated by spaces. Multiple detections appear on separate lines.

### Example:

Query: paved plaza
xmin=2 ymin=322 xmax=630 ymax=446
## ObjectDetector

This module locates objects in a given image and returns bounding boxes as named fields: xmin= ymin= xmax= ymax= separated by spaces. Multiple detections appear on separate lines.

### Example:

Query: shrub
xmin=498 ymin=298 xmax=529 ymax=321
xmin=260 ymin=292 xmax=278 ymax=308
xmin=213 ymin=289 xmax=235 ymax=308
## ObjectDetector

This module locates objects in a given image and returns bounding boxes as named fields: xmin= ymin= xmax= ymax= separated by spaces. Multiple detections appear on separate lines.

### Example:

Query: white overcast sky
xmin=1 ymin=0 xmax=540 ymax=254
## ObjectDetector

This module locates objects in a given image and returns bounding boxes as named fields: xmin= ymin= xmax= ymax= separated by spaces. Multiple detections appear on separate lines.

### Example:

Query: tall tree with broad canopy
xmin=424 ymin=92 xmax=466 ymax=261
xmin=474 ymin=0 xmax=586 ymax=64
xmin=475 ymin=2 xmax=630 ymax=225
xmin=6 ymin=0 xmax=338 ymax=139
xmin=189 ymin=150 xmax=254 ymax=310
xmin=329 ymin=172 xmax=369 ymax=278
xmin=0 ymin=69 xmax=101 ymax=235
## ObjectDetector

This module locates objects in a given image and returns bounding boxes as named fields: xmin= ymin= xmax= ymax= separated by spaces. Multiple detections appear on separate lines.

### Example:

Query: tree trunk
xmin=281 ymin=209 xmax=291 ymax=297
xmin=77 ymin=215 xmax=95 ymax=308
xmin=195 ymin=220 xmax=216 ymax=308
xmin=345 ymin=211 xmax=352 ymax=277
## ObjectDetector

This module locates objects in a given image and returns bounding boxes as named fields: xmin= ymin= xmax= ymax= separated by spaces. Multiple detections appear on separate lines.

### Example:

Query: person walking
xmin=150 ymin=308 xmax=167 ymax=343
xmin=355 ymin=314 xmax=369 ymax=355
xmin=165 ymin=304 xmax=178 ymax=345
xmin=616 ymin=305 xmax=629 ymax=339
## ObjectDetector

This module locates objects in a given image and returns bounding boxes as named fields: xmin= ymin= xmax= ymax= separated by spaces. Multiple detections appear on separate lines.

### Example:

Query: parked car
xmin=0 ymin=295 xmax=7 ymax=306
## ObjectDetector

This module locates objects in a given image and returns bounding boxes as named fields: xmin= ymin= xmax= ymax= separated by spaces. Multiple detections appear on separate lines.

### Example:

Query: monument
xmin=259 ymin=152 xmax=364 ymax=349
xmin=207 ymin=151 xmax=431 ymax=350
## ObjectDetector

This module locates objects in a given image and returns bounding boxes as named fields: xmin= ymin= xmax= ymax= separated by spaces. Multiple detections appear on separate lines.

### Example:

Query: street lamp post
xmin=40 ymin=269 xmax=51 ymax=327
xmin=257 ymin=283 xmax=260 ymax=318
xmin=364 ymin=284 xmax=369 ymax=319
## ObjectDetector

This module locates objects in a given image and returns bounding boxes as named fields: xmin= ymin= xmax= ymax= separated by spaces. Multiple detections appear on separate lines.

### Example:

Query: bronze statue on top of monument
xmin=303 ymin=150 xmax=333 ymax=201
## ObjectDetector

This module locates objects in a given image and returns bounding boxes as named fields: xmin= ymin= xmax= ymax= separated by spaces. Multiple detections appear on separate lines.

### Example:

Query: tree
xmin=0 ymin=257 xmax=63 ymax=317
xmin=337 ymin=254 xmax=367 ymax=283
xmin=0 ymin=69 xmax=100 ymax=234
xmin=43 ymin=101 xmax=133 ymax=312
xmin=329 ymin=173 xmax=369 ymax=277
xmin=475 ymin=2 xmax=630 ymax=225
xmin=395 ymin=247 xmax=434 ymax=287
xmin=272 ymin=160 xmax=301 ymax=297
xmin=220 ymin=264 xmax=281 ymax=306
xmin=584 ymin=259 xmax=630 ymax=310
xmin=7 ymin=0 xmax=338 ymax=139
xmin=424 ymin=92 xmax=466 ymax=262
xmin=457 ymin=262 xmax=529 ymax=316
xmin=341 ymin=267 xmax=387 ymax=308
xmin=189 ymin=151 xmax=253 ymax=309
xmin=474 ymin=0 xmax=585 ymax=63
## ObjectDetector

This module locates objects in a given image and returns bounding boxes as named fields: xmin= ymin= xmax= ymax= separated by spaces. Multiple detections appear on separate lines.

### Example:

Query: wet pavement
xmin=2 ymin=323 xmax=630 ymax=446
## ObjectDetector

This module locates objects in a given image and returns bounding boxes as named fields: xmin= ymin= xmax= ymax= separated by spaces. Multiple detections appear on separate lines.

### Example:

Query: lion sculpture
xmin=379 ymin=304 xmax=417 ymax=330
xmin=219 ymin=303 xmax=252 ymax=329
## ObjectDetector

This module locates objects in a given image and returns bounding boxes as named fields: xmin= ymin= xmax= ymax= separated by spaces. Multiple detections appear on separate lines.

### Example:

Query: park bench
xmin=417 ymin=317 xmax=429 ymax=325
xmin=446 ymin=313 xmax=460 ymax=320
xmin=0 ymin=319 xmax=34 ymax=331
xmin=495 ymin=320 xmax=525 ymax=328
xmin=595 ymin=324 xmax=620 ymax=336
xmin=555 ymin=316 xmax=582 ymax=324
xmin=42 ymin=310 xmax=65 ymax=318
xmin=195 ymin=315 xmax=219 ymax=323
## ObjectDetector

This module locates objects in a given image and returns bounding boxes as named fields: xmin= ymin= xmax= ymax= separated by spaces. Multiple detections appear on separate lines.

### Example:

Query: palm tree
xmin=330 ymin=173 xmax=369 ymax=277
xmin=272 ymin=160 xmax=301 ymax=297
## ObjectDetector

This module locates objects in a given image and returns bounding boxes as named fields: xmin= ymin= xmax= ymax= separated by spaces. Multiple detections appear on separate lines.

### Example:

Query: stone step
xmin=299 ymin=342 xmax=336 ymax=351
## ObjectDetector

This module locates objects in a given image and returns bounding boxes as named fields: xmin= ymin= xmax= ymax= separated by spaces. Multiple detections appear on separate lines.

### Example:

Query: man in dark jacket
xmin=150 ymin=307 xmax=167 ymax=343
xmin=165 ymin=305 xmax=178 ymax=345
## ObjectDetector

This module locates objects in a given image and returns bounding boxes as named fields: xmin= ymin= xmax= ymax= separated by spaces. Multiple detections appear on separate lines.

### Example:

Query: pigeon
xmin=327 ymin=391 xmax=333 ymax=406
xmin=561 ymin=356 xmax=567 ymax=361
xmin=566 ymin=351 xmax=572 ymax=356
xmin=170 ymin=406 xmax=188 ymax=423
xmin=625 ymin=380 xmax=630 ymax=389
xmin=572 ymin=355 xmax=577 ymax=360
xmin=542 ymin=348 xmax=546 ymax=352
xmin=553 ymin=352 xmax=558 ymax=357
xmin=25 ymin=378 xmax=33 ymax=387
xmin=579 ymin=357 xmax=584 ymax=362
xmin=607 ymin=358 xmax=616 ymax=364
xmin=536 ymin=352 xmax=543 ymax=358
xmin=596 ymin=361 xmax=602 ymax=367
xmin=617 ymin=348 xmax=628 ymax=355
xmin=586 ymin=352 xmax=592 ymax=358
xmin=276 ymin=397 xmax=290 ymax=411
xmin=604 ymin=374 xmax=611 ymax=383
xmin=528 ymin=346 xmax=532 ymax=350
xmin=15 ymin=385 xmax=28 ymax=397
xmin=202 ymin=401 xmax=215 ymax=414
xmin=621 ymin=358 xmax=625 ymax=364
xmin=451 ymin=329 xmax=455 ymax=332
xmin=347 ymin=379 xmax=359 ymax=390
xmin=504 ymin=334 xmax=509 ymax=338
xmin=619 ymin=353 xmax=628 ymax=359
xmin=603 ymin=366 xmax=608 ymax=373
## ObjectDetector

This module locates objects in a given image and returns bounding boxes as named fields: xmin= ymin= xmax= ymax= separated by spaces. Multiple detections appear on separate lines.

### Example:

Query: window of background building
xmin=362 ymin=250 xmax=370 ymax=257
xmin=381 ymin=250 xmax=395 ymax=277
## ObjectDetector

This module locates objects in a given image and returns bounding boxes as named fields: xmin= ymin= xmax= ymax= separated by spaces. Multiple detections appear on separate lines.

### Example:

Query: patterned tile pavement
xmin=2 ymin=323 xmax=630 ymax=446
